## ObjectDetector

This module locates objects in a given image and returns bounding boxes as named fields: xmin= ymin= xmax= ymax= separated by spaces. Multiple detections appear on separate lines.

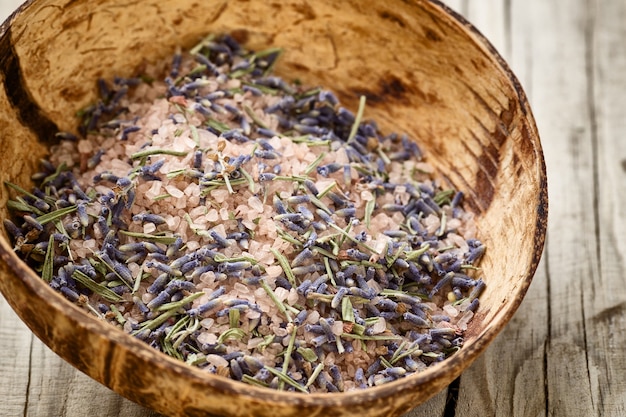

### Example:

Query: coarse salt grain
xmin=248 ymin=196 xmax=264 ymax=213
xmin=200 ymin=318 xmax=215 ymax=329
xmin=457 ymin=310 xmax=474 ymax=331
xmin=266 ymin=265 xmax=283 ymax=278
xmin=206 ymin=354 xmax=228 ymax=368
xmin=77 ymin=140 xmax=93 ymax=153
xmin=186 ymin=240 xmax=200 ymax=251
xmin=443 ymin=303 xmax=460 ymax=318
xmin=164 ymin=184 xmax=184 ymax=199
xmin=274 ymin=287 xmax=289 ymax=302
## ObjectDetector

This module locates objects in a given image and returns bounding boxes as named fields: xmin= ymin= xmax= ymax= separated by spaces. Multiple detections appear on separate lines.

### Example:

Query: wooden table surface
xmin=1 ymin=0 xmax=625 ymax=416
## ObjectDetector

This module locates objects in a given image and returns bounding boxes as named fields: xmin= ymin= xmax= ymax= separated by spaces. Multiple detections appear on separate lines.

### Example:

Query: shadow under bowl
xmin=0 ymin=0 xmax=547 ymax=416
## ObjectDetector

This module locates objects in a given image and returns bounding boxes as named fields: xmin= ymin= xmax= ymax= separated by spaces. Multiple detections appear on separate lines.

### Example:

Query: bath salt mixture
xmin=4 ymin=33 xmax=487 ymax=393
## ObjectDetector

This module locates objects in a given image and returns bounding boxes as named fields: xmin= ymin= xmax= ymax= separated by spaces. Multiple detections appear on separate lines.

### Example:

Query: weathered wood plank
xmin=440 ymin=2 xmax=550 ymax=416
xmin=589 ymin=0 xmax=626 ymax=414
xmin=403 ymin=390 xmax=448 ymax=417
xmin=24 ymin=335 xmax=159 ymax=416
xmin=527 ymin=0 xmax=603 ymax=415
xmin=1 ymin=297 xmax=159 ymax=417
xmin=464 ymin=0 xmax=509 ymax=57
xmin=450 ymin=0 xmax=626 ymax=416
xmin=0 ymin=298 xmax=33 ymax=416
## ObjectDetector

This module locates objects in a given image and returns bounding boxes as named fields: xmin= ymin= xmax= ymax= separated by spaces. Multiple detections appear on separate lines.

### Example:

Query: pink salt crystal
xmin=248 ymin=196 xmax=264 ymax=213
xmin=423 ymin=214 xmax=441 ymax=234
xmin=274 ymin=287 xmax=289 ymax=302
xmin=254 ymin=287 xmax=267 ymax=299
xmin=127 ymin=262 xmax=141 ymax=276
xmin=360 ymin=190 xmax=374 ymax=201
xmin=446 ymin=233 xmax=469 ymax=252
xmin=57 ymin=152 xmax=76 ymax=168
xmin=334 ymin=148 xmax=349 ymax=164
xmin=315 ymin=179 xmax=335 ymax=192
xmin=391 ymin=212 xmax=405 ymax=225
xmin=206 ymin=353 xmax=228 ymax=367
xmin=177 ymin=134 xmax=197 ymax=150
xmin=331 ymin=320 xmax=344 ymax=336
xmin=446 ymin=217 xmax=462 ymax=231
xmin=184 ymin=183 xmax=200 ymax=197
xmin=323 ymin=353 xmax=336 ymax=366
xmin=186 ymin=240 xmax=200 ymax=251
xmin=415 ymin=162 xmax=434 ymax=174
xmin=291 ymin=372 xmax=303 ymax=381
xmin=143 ymin=223 xmax=157 ymax=234
xmin=369 ymin=317 xmax=387 ymax=334
xmin=145 ymin=181 xmax=162 ymax=200
xmin=77 ymin=140 xmax=93 ymax=154
xmin=287 ymin=288 xmax=299 ymax=305
xmin=247 ymin=337 xmax=264 ymax=349
xmin=436 ymin=320 xmax=455 ymax=329
xmin=266 ymin=265 xmax=283 ymax=278
xmin=372 ymin=236 xmax=391 ymax=256
xmin=165 ymin=215 xmax=180 ymax=230
xmin=200 ymin=318 xmax=215 ymax=329
xmin=234 ymin=282 xmax=250 ymax=294
xmin=176 ymin=220 xmax=189 ymax=240
xmin=212 ymin=223 xmax=227 ymax=237
xmin=193 ymin=216 xmax=207 ymax=225
xmin=259 ymin=221 xmax=277 ymax=238
xmin=274 ymin=327 xmax=289 ymax=337
xmin=241 ymin=219 xmax=256 ymax=231
xmin=165 ymin=184 xmax=184 ymax=199
xmin=255 ymin=249 xmax=274 ymax=265
xmin=83 ymin=239 xmax=97 ymax=250
xmin=200 ymin=272 xmax=216 ymax=286
xmin=443 ymin=303 xmax=460 ymax=318
xmin=211 ymin=189 xmax=230 ymax=203
xmin=197 ymin=129 xmax=218 ymax=148
xmin=245 ymin=310 xmax=261 ymax=320
xmin=206 ymin=209 xmax=219 ymax=222
xmin=175 ymin=197 xmax=188 ymax=210
xmin=457 ymin=310 xmax=474 ymax=331
xmin=306 ymin=310 xmax=320 ymax=324
xmin=219 ymin=208 xmax=230 ymax=221
xmin=110 ymin=158 xmax=131 ymax=172
xmin=187 ymin=194 xmax=200 ymax=206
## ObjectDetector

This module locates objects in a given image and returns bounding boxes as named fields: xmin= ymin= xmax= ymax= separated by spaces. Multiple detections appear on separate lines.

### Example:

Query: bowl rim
xmin=0 ymin=0 xmax=548 ymax=410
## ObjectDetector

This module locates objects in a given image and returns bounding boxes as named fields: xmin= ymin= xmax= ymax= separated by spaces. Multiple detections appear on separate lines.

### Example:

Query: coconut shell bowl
xmin=0 ymin=0 xmax=547 ymax=416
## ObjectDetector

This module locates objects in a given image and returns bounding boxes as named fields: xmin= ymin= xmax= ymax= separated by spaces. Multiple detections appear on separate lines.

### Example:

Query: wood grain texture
xmin=448 ymin=0 xmax=626 ymax=416
xmin=2 ymin=0 xmax=622 ymax=415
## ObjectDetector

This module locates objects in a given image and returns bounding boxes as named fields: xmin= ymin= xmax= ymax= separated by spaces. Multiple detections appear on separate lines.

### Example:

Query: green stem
xmin=347 ymin=96 xmax=366 ymax=143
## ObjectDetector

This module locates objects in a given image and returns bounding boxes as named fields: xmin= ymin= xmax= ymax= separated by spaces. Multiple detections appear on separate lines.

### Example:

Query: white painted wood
xmin=450 ymin=0 xmax=626 ymax=416
xmin=464 ymin=0 xmax=509 ymax=57
xmin=588 ymin=0 xmax=626 ymax=414
xmin=0 ymin=300 xmax=33 ymax=416
xmin=0 ymin=0 xmax=25 ymax=22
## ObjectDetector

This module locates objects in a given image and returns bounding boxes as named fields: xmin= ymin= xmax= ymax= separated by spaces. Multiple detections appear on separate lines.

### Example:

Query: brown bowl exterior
xmin=0 ymin=0 xmax=547 ymax=416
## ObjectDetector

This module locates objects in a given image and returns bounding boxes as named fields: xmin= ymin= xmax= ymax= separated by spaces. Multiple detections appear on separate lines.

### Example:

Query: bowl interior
xmin=0 ymin=1 xmax=547 ymax=416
